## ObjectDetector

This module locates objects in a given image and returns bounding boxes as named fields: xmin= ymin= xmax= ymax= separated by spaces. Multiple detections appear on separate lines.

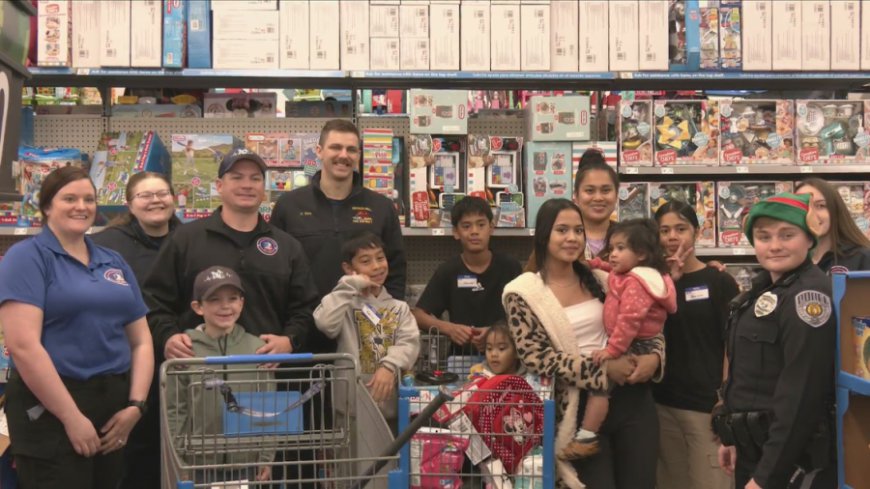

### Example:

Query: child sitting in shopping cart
xmin=470 ymin=324 xmax=524 ymax=378
xmin=314 ymin=231 xmax=421 ymax=424
xmin=165 ymin=266 xmax=274 ymax=484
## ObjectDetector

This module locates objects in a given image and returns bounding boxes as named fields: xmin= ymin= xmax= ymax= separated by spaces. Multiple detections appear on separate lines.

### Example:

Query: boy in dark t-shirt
xmin=412 ymin=197 xmax=523 ymax=353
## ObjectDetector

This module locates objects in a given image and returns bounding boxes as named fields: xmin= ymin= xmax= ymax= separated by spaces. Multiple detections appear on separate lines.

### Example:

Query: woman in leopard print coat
xmin=503 ymin=199 xmax=665 ymax=489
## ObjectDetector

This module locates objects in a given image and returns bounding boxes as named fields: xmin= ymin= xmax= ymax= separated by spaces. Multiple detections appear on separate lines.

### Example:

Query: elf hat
xmin=743 ymin=192 xmax=820 ymax=247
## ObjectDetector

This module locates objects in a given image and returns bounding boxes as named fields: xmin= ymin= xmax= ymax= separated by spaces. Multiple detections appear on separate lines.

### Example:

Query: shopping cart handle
xmin=203 ymin=353 xmax=314 ymax=364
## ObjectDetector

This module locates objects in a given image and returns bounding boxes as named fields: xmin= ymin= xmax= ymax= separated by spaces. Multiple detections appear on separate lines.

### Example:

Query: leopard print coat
xmin=503 ymin=272 xmax=665 ymax=489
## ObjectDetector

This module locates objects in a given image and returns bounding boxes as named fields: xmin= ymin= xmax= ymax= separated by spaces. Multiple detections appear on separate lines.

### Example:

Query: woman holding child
xmin=503 ymin=198 xmax=664 ymax=489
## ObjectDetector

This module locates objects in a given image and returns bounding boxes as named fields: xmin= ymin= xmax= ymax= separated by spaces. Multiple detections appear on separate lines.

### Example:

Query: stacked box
xmin=550 ymin=0 xmax=578 ymax=71
xmin=578 ymin=0 xmax=609 ymax=71
xmin=91 ymin=131 xmax=170 ymax=207
xmin=203 ymin=93 xmax=277 ymax=118
xmin=188 ymin=0 xmax=212 ymax=68
xmin=719 ymin=99 xmax=795 ymax=165
xmin=430 ymin=1 xmax=460 ymax=70
xmin=525 ymin=142 xmax=572 ymax=227
xmin=801 ymin=1 xmax=830 ymax=70
xmin=520 ymin=2 xmax=550 ymax=71
xmin=163 ymin=0 xmax=186 ymax=68
xmin=467 ymin=134 xmax=524 ymax=227
xmin=408 ymin=135 xmax=467 ymax=227
xmin=310 ymin=0 xmax=340 ymax=69
xmin=244 ymin=132 xmax=302 ymax=167
xmin=716 ymin=181 xmax=793 ymax=247
xmin=668 ymin=0 xmax=701 ymax=71
xmin=617 ymin=183 xmax=649 ymax=221
xmin=719 ymin=0 xmax=741 ymax=70
xmin=131 ymin=0 xmax=162 ymax=67
xmin=409 ymin=89 xmax=468 ymax=134
xmin=340 ymin=0 xmax=370 ymax=70
xmin=101 ymin=0 xmax=131 ymax=67
xmin=654 ymin=99 xmax=720 ymax=166
xmin=795 ymin=100 xmax=866 ymax=164
xmin=362 ymin=128 xmax=396 ymax=197
xmin=71 ymin=1 xmax=99 ymax=68
xmin=609 ymin=1 xmax=639 ymax=71
xmin=618 ymin=99 xmax=654 ymax=167
xmin=169 ymin=134 xmax=242 ymax=221
xmin=639 ymin=0 xmax=669 ymax=71
xmin=830 ymin=1 xmax=860 ymax=71
xmin=742 ymin=0 xmax=772 ymax=70
xmin=526 ymin=95 xmax=591 ymax=141
xmin=491 ymin=1 xmax=520 ymax=71
xmin=112 ymin=104 xmax=202 ymax=118
xmin=771 ymin=1 xmax=801 ymax=70
xmin=649 ymin=181 xmax=716 ymax=247
xmin=460 ymin=0 xmax=491 ymax=71
xmin=38 ymin=1 xmax=71 ymax=67
xmin=698 ymin=1 xmax=719 ymax=70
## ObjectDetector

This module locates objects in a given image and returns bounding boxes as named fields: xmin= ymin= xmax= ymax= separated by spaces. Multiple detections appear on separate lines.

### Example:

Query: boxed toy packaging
xmin=719 ymin=99 xmax=795 ymax=165
xmin=718 ymin=0 xmax=741 ymax=70
xmin=826 ymin=181 xmax=870 ymax=239
xmin=467 ymin=134 xmax=525 ymax=228
xmin=245 ymin=132 xmax=305 ymax=168
xmin=654 ymin=99 xmax=720 ymax=165
xmin=91 ymin=131 xmax=170 ymax=208
xmin=795 ymin=100 xmax=868 ymax=164
xmin=170 ymin=134 xmax=243 ymax=221
xmin=698 ymin=1 xmax=719 ymax=70
xmin=203 ymin=92 xmax=277 ymax=118
xmin=525 ymin=142 xmax=573 ymax=227
xmin=408 ymin=135 xmax=467 ymax=228
xmin=716 ymin=181 xmax=793 ymax=247
xmin=649 ymin=181 xmax=716 ymax=247
xmin=618 ymin=99 xmax=654 ymax=167
xmin=409 ymin=90 xmax=469 ymax=135
xmin=617 ymin=183 xmax=649 ymax=221
xmin=14 ymin=146 xmax=84 ymax=226
xmin=668 ymin=0 xmax=701 ymax=71
xmin=525 ymin=95 xmax=591 ymax=142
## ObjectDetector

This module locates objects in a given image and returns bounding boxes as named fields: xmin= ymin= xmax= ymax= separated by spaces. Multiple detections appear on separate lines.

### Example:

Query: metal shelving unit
xmin=619 ymin=165 xmax=870 ymax=176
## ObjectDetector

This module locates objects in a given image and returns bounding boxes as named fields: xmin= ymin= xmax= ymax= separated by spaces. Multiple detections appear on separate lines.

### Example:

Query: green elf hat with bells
xmin=743 ymin=192 xmax=821 ymax=247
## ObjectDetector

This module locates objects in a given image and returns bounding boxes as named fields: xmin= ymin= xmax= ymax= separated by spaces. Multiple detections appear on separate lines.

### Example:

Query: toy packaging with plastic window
xmin=203 ymin=92 xmax=278 ymax=118
xmin=719 ymin=99 xmax=795 ymax=165
xmin=851 ymin=317 xmax=870 ymax=380
xmin=698 ymin=2 xmax=719 ymax=70
xmin=409 ymin=89 xmax=469 ymax=135
xmin=91 ymin=131 xmax=171 ymax=208
xmin=718 ymin=0 xmax=741 ymax=70
xmin=408 ymin=135 xmax=467 ymax=228
xmin=524 ymin=142 xmax=573 ymax=227
xmin=795 ymin=100 xmax=868 ymax=164
xmin=15 ymin=146 xmax=85 ymax=226
xmin=617 ymin=183 xmax=650 ymax=221
xmin=668 ymin=0 xmax=701 ymax=71
xmin=525 ymin=95 xmax=591 ymax=142
xmin=170 ymin=134 xmax=243 ymax=221
xmin=654 ymin=99 xmax=720 ymax=165
xmin=467 ymin=134 xmax=525 ymax=228
xmin=618 ymin=99 xmax=654 ymax=167
xmin=716 ymin=181 xmax=793 ymax=247
xmin=649 ymin=181 xmax=716 ymax=247
xmin=825 ymin=182 xmax=870 ymax=239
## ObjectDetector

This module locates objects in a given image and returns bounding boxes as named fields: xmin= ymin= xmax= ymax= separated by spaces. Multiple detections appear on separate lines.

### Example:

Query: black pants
xmin=119 ymin=365 xmax=161 ymax=489
xmin=735 ymin=451 xmax=837 ymax=489
xmin=572 ymin=383 xmax=660 ymax=489
xmin=6 ymin=371 xmax=129 ymax=489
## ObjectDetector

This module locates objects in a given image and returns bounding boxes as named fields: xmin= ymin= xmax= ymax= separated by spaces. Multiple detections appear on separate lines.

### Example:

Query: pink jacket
xmin=590 ymin=259 xmax=677 ymax=357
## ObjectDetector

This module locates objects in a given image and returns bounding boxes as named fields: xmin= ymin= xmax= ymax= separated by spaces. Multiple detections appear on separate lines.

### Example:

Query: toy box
xmin=203 ymin=92 xmax=277 ymax=118
xmin=795 ymin=100 xmax=867 ymax=164
xmin=162 ymin=0 xmax=186 ymax=68
xmin=618 ymin=99 xmax=654 ymax=167
xmin=362 ymin=128 xmax=397 ymax=199
xmin=578 ymin=0 xmax=609 ymax=71
xmin=725 ymin=263 xmax=764 ymax=292
xmin=0 ymin=202 xmax=20 ymax=227
xmin=169 ymin=134 xmax=243 ymax=221
xmin=551 ymin=0 xmax=579 ymax=71
xmin=71 ymin=1 xmax=99 ymax=68
xmin=245 ymin=132 xmax=314 ymax=168
xmin=719 ymin=99 xmax=795 ymax=165
xmin=698 ymin=2 xmax=719 ymax=70
xmin=668 ymin=0 xmax=701 ymax=71
xmin=409 ymin=89 xmax=468 ymax=135
xmin=654 ymin=99 xmax=720 ymax=166
xmin=718 ymin=0 xmax=741 ymax=70
xmin=824 ymin=181 xmax=870 ymax=239
xmin=742 ymin=0 xmax=772 ymax=70
xmin=91 ymin=131 xmax=170 ymax=208
xmin=524 ymin=142 xmax=573 ymax=227
xmin=14 ymin=146 xmax=84 ymax=226
xmin=525 ymin=95 xmax=591 ymax=142
xmin=609 ymin=1 xmax=640 ymax=71
xmin=467 ymin=134 xmax=524 ymax=228
xmin=617 ymin=183 xmax=649 ymax=221
xmin=187 ymin=0 xmax=211 ymax=68
xmin=716 ymin=181 xmax=793 ymax=247
xmin=649 ymin=181 xmax=716 ymax=247
xmin=111 ymin=104 xmax=202 ymax=118
xmin=408 ymin=135 xmax=467 ymax=228
xmin=429 ymin=2 xmax=460 ymax=71
xmin=38 ymin=0 xmax=71 ymax=67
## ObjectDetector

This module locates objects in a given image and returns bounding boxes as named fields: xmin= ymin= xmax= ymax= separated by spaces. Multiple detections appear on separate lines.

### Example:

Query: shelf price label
xmin=660 ymin=167 xmax=674 ymax=175
xmin=528 ymin=229 xmax=535 ymax=236
xmin=736 ymin=166 xmax=749 ymax=174
xmin=624 ymin=167 xmax=639 ymax=174
xmin=732 ymin=248 xmax=747 ymax=255
xmin=431 ymin=228 xmax=445 ymax=236
xmin=13 ymin=228 xmax=28 ymax=235
xmin=799 ymin=166 xmax=814 ymax=173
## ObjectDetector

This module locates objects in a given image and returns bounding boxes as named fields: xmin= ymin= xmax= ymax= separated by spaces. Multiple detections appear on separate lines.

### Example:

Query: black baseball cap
xmin=218 ymin=148 xmax=267 ymax=178
xmin=193 ymin=266 xmax=245 ymax=301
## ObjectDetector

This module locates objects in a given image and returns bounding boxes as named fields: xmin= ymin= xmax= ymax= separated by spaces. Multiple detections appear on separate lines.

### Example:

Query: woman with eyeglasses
xmin=92 ymin=171 xmax=179 ymax=489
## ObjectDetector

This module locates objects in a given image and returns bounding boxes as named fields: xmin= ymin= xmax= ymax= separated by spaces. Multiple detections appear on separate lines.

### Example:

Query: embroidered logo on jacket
xmin=104 ymin=268 xmax=130 ymax=286
xmin=352 ymin=207 xmax=373 ymax=225
xmin=257 ymin=237 xmax=279 ymax=256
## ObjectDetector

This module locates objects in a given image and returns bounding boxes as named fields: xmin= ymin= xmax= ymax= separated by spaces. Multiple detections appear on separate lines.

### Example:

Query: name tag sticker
xmin=361 ymin=303 xmax=382 ymax=326
xmin=685 ymin=286 xmax=710 ymax=302
xmin=457 ymin=275 xmax=478 ymax=289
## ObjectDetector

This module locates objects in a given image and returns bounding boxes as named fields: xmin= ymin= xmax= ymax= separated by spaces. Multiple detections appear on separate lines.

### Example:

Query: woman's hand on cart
xmin=367 ymin=366 xmax=396 ymax=402
xmin=98 ymin=405 xmax=141 ymax=455
xmin=256 ymin=334 xmax=294 ymax=368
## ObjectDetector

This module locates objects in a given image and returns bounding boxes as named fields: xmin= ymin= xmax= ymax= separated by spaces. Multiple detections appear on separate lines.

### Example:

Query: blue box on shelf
xmin=187 ymin=0 xmax=211 ymax=69
xmin=162 ymin=0 xmax=186 ymax=69
xmin=668 ymin=0 xmax=701 ymax=72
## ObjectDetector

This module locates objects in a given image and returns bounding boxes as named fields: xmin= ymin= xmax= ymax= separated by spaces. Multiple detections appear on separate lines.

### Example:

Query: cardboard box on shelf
xmin=525 ymin=142 xmax=572 ymax=227
xmin=862 ymin=0 xmax=870 ymax=70
xmin=521 ymin=3 xmax=550 ymax=71
xmin=212 ymin=9 xmax=279 ymax=40
xmin=461 ymin=0 xmax=491 ymax=71
xmin=407 ymin=134 xmax=467 ymax=228
xmin=467 ymin=134 xmax=524 ymax=227
xmin=578 ymin=0 xmax=608 ymax=72
xmin=550 ymin=0 xmax=578 ymax=71
xmin=430 ymin=2 xmax=460 ymax=70
xmin=771 ymin=0 xmax=801 ymax=71
xmin=38 ymin=1 xmax=71 ymax=67
xmin=409 ymin=89 xmax=468 ymax=134
xmin=698 ymin=1 xmax=719 ymax=70
xmin=401 ymin=38 xmax=430 ymax=70
xmin=100 ymin=0 xmax=131 ymax=67
xmin=719 ymin=0 xmax=741 ymax=70
xmin=71 ymin=1 xmax=99 ymax=68
xmin=371 ymin=3 xmax=400 ymax=37
xmin=525 ymin=95 xmax=591 ymax=142
xmin=310 ymin=0 xmax=340 ymax=70
xmin=188 ymin=0 xmax=212 ymax=68
xmin=608 ymin=0 xmax=639 ymax=71
xmin=170 ymin=134 xmax=243 ymax=221
xmin=741 ymin=0 xmax=772 ymax=71
xmin=649 ymin=181 xmax=716 ymax=247
xmin=371 ymin=38 xmax=401 ymax=70
xmin=244 ymin=132 xmax=303 ymax=168
xmin=801 ymin=0 xmax=830 ymax=70
xmin=400 ymin=2 xmax=430 ymax=38
xmin=210 ymin=0 xmax=277 ymax=10
xmin=279 ymin=0 xmax=308 ymax=69
xmin=91 ymin=131 xmax=171 ymax=208
xmin=716 ymin=181 xmax=793 ymax=247
xmin=617 ymin=182 xmax=649 ymax=221
xmin=668 ymin=0 xmax=700 ymax=72
xmin=653 ymin=99 xmax=720 ymax=166
xmin=795 ymin=100 xmax=867 ymax=164
xmin=639 ymin=0 xmax=668 ymax=71
xmin=340 ymin=0 xmax=370 ymax=70
xmin=130 ymin=0 xmax=162 ymax=68
xmin=490 ymin=2 xmax=520 ymax=71
xmin=719 ymin=99 xmax=795 ymax=165
xmin=831 ymin=1 xmax=860 ymax=70
xmin=212 ymin=39 xmax=279 ymax=70
xmin=618 ymin=99 xmax=654 ymax=167
xmin=163 ymin=0 xmax=186 ymax=68
xmin=111 ymin=104 xmax=202 ymax=118
xmin=203 ymin=92 xmax=278 ymax=118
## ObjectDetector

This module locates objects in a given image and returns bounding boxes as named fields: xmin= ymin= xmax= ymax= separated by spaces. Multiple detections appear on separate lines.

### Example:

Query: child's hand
xmin=591 ymin=349 xmax=613 ymax=365
xmin=470 ymin=327 xmax=489 ymax=352
xmin=345 ymin=274 xmax=379 ymax=296
xmin=256 ymin=465 xmax=272 ymax=482
xmin=366 ymin=366 xmax=396 ymax=402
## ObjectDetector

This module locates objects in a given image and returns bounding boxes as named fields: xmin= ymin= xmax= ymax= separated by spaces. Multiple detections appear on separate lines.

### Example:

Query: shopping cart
xmin=161 ymin=352 xmax=449 ymax=489
xmin=399 ymin=374 xmax=556 ymax=489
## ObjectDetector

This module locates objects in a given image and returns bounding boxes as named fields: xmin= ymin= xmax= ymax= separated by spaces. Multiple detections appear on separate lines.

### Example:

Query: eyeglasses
xmin=134 ymin=190 xmax=172 ymax=200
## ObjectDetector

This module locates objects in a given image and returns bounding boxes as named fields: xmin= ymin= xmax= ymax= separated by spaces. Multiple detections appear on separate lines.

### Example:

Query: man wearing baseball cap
xmin=144 ymin=148 xmax=318 ymax=363
xmin=715 ymin=193 xmax=836 ymax=489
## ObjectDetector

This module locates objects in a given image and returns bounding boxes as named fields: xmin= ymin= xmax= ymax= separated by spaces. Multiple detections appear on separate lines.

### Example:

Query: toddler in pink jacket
xmin=561 ymin=218 xmax=676 ymax=460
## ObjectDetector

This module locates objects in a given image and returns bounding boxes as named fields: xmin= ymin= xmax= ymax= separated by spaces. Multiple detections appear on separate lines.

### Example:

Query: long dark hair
xmin=109 ymin=172 xmax=179 ymax=228
xmin=607 ymin=218 xmax=669 ymax=274
xmin=531 ymin=199 xmax=606 ymax=302
xmin=38 ymin=166 xmax=95 ymax=217
xmin=653 ymin=200 xmax=700 ymax=230
xmin=796 ymin=178 xmax=870 ymax=259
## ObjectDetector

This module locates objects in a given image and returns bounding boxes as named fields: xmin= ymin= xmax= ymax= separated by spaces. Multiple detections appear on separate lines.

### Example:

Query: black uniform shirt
xmin=723 ymin=260 xmax=836 ymax=488
xmin=816 ymin=243 xmax=870 ymax=275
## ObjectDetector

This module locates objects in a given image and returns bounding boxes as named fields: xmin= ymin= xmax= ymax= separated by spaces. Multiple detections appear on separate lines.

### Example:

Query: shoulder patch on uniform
xmin=795 ymin=290 xmax=832 ymax=328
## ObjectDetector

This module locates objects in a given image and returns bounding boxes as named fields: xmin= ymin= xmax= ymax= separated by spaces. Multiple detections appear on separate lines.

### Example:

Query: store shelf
xmin=618 ymin=165 xmax=870 ymax=176
xmin=838 ymin=372 xmax=870 ymax=396
xmin=613 ymin=71 xmax=870 ymax=90
xmin=402 ymin=227 xmax=535 ymax=237
xmin=350 ymin=70 xmax=614 ymax=89
xmin=696 ymin=247 xmax=755 ymax=257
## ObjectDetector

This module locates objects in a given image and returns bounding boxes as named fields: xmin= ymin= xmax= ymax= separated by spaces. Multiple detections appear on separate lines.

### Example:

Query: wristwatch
xmin=128 ymin=400 xmax=147 ymax=416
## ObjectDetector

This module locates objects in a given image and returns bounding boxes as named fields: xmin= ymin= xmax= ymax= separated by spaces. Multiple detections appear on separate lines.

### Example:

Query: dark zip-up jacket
xmin=143 ymin=208 xmax=318 ymax=354
xmin=815 ymin=242 xmax=870 ymax=274
xmin=91 ymin=217 xmax=180 ymax=288
xmin=270 ymin=171 xmax=407 ymax=300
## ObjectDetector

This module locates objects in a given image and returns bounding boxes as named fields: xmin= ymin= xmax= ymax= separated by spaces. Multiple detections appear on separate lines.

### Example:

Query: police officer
xmin=145 ymin=149 xmax=318 ymax=361
xmin=716 ymin=193 xmax=837 ymax=489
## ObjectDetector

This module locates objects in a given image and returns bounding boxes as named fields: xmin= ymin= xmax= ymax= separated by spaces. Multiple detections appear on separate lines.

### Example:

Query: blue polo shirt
xmin=0 ymin=228 xmax=148 ymax=380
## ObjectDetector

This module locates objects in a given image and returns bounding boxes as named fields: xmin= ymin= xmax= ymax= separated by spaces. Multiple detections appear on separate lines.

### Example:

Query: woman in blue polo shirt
xmin=0 ymin=166 xmax=154 ymax=489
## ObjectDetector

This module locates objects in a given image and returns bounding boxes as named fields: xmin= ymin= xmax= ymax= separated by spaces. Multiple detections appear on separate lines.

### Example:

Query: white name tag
xmin=457 ymin=275 xmax=478 ymax=289
xmin=361 ymin=303 xmax=382 ymax=326
xmin=685 ymin=286 xmax=710 ymax=302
